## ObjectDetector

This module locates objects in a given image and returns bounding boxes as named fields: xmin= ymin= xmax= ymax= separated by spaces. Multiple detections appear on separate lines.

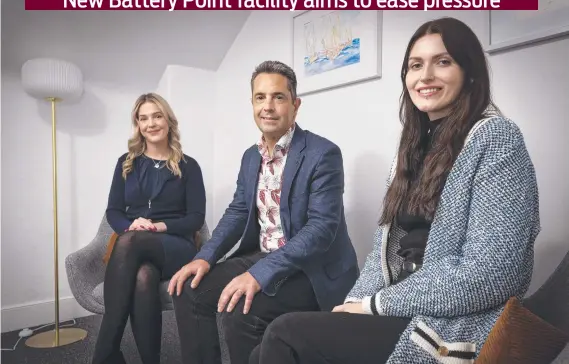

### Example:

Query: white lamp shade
xmin=21 ymin=58 xmax=84 ymax=101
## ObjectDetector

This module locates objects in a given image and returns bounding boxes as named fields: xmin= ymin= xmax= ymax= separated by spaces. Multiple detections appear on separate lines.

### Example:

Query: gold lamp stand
xmin=25 ymin=98 xmax=88 ymax=348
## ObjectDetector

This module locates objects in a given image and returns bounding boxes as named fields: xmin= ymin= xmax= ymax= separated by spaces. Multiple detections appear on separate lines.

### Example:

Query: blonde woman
xmin=92 ymin=93 xmax=206 ymax=364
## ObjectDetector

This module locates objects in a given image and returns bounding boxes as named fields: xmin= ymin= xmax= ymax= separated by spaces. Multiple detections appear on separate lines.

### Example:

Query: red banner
xmin=25 ymin=0 xmax=539 ymax=10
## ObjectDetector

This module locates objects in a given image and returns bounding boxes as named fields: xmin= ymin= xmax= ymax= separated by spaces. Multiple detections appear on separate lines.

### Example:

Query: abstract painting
xmin=293 ymin=10 xmax=382 ymax=96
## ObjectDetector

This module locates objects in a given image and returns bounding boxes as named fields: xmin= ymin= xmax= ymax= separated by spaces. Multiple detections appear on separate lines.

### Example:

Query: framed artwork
xmin=486 ymin=1 xmax=569 ymax=54
xmin=292 ymin=10 xmax=382 ymax=96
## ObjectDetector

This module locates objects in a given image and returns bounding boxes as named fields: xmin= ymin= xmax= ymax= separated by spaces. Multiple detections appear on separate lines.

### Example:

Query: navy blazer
xmin=106 ymin=153 xmax=206 ymax=240
xmin=194 ymin=125 xmax=359 ymax=311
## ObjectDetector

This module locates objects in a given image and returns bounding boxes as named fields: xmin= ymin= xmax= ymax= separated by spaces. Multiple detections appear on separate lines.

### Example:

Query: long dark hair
xmin=379 ymin=17 xmax=501 ymax=225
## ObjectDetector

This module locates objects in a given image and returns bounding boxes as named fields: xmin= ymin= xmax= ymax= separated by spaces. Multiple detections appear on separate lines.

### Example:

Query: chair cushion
xmin=92 ymin=280 xmax=174 ymax=311
xmin=476 ymin=297 xmax=569 ymax=364
xmin=92 ymin=282 xmax=105 ymax=306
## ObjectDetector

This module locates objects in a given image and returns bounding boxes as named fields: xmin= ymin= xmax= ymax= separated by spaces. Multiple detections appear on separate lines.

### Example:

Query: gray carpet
xmin=1 ymin=311 xmax=182 ymax=364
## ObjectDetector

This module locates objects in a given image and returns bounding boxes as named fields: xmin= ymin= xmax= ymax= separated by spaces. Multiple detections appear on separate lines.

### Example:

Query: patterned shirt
xmin=256 ymin=125 xmax=295 ymax=253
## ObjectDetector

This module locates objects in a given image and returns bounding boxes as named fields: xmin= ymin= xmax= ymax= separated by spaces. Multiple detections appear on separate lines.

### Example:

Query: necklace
xmin=152 ymin=158 xmax=163 ymax=168
xmin=146 ymin=155 xmax=165 ymax=169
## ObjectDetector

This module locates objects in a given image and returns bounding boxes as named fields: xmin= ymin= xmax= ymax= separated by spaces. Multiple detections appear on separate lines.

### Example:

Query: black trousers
xmin=172 ymin=250 xmax=320 ymax=364
xmin=249 ymin=311 xmax=411 ymax=364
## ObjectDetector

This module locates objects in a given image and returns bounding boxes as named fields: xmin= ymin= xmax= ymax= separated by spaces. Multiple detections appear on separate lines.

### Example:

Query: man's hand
xmin=218 ymin=272 xmax=261 ymax=315
xmin=128 ymin=217 xmax=156 ymax=231
xmin=168 ymin=259 xmax=211 ymax=296
xmin=332 ymin=302 xmax=365 ymax=314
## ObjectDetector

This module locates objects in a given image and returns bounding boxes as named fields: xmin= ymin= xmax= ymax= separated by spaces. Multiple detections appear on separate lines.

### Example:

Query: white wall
xmin=1 ymin=1 xmax=218 ymax=334
xmin=489 ymin=38 xmax=569 ymax=290
xmin=2 ymin=8 xmax=567 ymax=334
xmin=0 ymin=64 xmax=216 ymax=333
xmin=157 ymin=65 xmax=216 ymax=230
xmin=0 ymin=72 xmax=144 ymax=332
xmin=213 ymin=10 xmax=569 ymax=294
xmin=1 ymin=1 xmax=250 ymax=89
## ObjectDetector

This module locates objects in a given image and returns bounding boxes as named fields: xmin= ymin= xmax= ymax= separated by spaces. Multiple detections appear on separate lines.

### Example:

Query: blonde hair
xmin=122 ymin=93 xmax=185 ymax=179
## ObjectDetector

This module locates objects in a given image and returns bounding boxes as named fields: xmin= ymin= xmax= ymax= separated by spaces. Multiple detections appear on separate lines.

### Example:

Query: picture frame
xmin=485 ymin=3 xmax=569 ymax=54
xmin=292 ymin=10 xmax=382 ymax=96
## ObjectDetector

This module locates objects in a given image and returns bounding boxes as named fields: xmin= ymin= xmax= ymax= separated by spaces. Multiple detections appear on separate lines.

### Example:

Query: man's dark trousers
xmin=172 ymin=249 xmax=320 ymax=364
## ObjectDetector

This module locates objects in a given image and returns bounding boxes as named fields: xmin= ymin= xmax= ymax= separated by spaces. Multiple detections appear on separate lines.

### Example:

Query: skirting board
xmin=1 ymin=296 xmax=93 ymax=333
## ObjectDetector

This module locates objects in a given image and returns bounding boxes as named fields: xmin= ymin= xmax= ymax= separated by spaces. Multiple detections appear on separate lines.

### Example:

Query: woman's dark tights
xmin=92 ymin=231 xmax=165 ymax=364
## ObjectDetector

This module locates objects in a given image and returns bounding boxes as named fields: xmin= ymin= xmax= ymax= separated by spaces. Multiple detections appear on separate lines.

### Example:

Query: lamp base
xmin=25 ymin=328 xmax=88 ymax=348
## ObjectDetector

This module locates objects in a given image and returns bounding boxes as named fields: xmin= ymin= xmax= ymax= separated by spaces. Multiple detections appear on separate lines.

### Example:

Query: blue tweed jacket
xmin=345 ymin=116 xmax=541 ymax=363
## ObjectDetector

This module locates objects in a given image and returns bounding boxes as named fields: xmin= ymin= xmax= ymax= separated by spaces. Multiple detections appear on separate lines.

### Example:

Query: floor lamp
xmin=21 ymin=58 xmax=89 ymax=348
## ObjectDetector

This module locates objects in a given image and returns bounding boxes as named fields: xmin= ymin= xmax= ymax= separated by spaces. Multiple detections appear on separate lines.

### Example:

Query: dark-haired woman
xmin=249 ymin=16 xmax=540 ymax=364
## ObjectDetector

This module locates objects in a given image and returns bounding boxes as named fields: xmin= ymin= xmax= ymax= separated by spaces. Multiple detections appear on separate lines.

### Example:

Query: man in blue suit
xmin=169 ymin=60 xmax=358 ymax=364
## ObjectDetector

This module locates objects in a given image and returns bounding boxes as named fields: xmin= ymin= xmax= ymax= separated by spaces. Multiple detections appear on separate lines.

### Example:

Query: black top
xmin=106 ymin=153 xmax=206 ymax=239
xmin=138 ymin=155 xmax=169 ymax=200
xmin=396 ymin=118 xmax=443 ymax=270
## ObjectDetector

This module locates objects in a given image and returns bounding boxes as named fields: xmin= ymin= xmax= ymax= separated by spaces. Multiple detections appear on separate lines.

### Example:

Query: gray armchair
xmin=65 ymin=215 xmax=211 ymax=313
xmin=523 ymin=250 xmax=569 ymax=363
xmin=65 ymin=215 xmax=231 ymax=364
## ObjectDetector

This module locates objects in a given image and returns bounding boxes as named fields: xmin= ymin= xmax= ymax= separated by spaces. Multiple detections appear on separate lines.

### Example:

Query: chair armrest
xmin=65 ymin=225 xmax=113 ymax=314
xmin=195 ymin=222 xmax=211 ymax=252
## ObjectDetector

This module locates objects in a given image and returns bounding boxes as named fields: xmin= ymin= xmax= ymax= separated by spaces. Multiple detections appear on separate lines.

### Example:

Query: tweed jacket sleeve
xmin=344 ymin=226 xmax=386 ymax=303
xmin=362 ymin=119 xmax=540 ymax=317
xmin=344 ymin=157 xmax=397 ymax=303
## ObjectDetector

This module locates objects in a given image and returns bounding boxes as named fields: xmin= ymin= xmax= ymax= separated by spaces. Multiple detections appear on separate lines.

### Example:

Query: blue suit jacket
xmin=194 ymin=125 xmax=359 ymax=311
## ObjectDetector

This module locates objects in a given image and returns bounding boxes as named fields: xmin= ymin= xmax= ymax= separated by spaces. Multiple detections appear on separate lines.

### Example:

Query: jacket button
xmin=438 ymin=346 xmax=449 ymax=356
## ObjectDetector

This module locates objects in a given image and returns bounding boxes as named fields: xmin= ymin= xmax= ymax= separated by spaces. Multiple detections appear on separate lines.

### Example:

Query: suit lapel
xmin=280 ymin=126 xmax=306 ymax=209
xmin=247 ymin=152 xmax=262 ymax=211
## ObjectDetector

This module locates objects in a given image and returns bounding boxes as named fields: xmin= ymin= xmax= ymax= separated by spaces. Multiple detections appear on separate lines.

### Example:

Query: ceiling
xmin=1 ymin=1 xmax=251 ymax=88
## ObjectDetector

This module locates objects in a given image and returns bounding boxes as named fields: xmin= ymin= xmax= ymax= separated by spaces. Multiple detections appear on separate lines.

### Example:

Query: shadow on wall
xmin=213 ymin=184 xmax=243 ymax=259
xmin=345 ymin=151 xmax=391 ymax=267
xmin=528 ymin=241 xmax=569 ymax=297
xmin=32 ymin=88 xmax=108 ymax=260
xmin=34 ymin=87 xmax=108 ymax=137
xmin=68 ymin=137 xmax=81 ymax=259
